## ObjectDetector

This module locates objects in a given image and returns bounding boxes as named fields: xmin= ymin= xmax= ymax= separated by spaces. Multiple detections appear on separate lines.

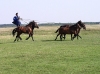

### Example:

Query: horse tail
xmin=55 ymin=28 xmax=59 ymax=33
xmin=12 ymin=28 xmax=17 ymax=37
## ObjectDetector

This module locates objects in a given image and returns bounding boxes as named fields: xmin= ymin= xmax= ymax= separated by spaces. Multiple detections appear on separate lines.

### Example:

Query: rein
xmin=21 ymin=20 xmax=28 ymax=24
xmin=77 ymin=24 xmax=82 ymax=29
xmin=21 ymin=19 xmax=31 ymax=24
xmin=21 ymin=19 xmax=40 ymax=25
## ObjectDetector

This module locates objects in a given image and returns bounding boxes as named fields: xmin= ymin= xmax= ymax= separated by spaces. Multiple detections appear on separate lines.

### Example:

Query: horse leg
xmin=62 ymin=34 xmax=65 ymax=40
xmin=31 ymin=33 xmax=34 ymax=41
xmin=77 ymin=34 xmax=79 ymax=40
xmin=14 ymin=36 xmax=17 ymax=42
xmin=72 ymin=34 xmax=76 ymax=40
xmin=60 ymin=34 xmax=62 ymax=41
xmin=17 ymin=37 xmax=19 ymax=41
xmin=17 ymin=33 xmax=22 ymax=40
xmin=71 ymin=34 xmax=73 ymax=41
xmin=73 ymin=34 xmax=82 ymax=40
xmin=16 ymin=36 xmax=20 ymax=41
xmin=26 ymin=34 xmax=31 ymax=40
xmin=19 ymin=36 xmax=22 ymax=40
xmin=55 ymin=33 xmax=60 ymax=40
xmin=13 ymin=32 xmax=20 ymax=42
xmin=14 ymin=35 xmax=19 ymax=42
xmin=31 ymin=36 xmax=34 ymax=41
xmin=63 ymin=34 xmax=66 ymax=40
xmin=77 ymin=35 xmax=82 ymax=39
xmin=16 ymin=34 xmax=22 ymax=42
xmin=16 ymin=33 xmax=22 ymax=41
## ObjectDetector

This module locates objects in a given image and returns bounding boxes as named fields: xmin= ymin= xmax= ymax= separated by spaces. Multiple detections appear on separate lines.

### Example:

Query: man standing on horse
xmin=12 ymin=13 xmax=22 ymax=27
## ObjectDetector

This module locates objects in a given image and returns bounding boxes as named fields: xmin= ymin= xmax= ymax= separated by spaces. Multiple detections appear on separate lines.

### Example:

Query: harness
xmin=77 ymin=24 xmax=82 ymax=29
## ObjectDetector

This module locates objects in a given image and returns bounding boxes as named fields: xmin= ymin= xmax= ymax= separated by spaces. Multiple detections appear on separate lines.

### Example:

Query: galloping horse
xmin=12 ymin=20 xmax=39 ymax=42
xmin=62 ymin=20 xmax=86 ymax=40
xmin=55 ymin=20 xmax=86 ymax=41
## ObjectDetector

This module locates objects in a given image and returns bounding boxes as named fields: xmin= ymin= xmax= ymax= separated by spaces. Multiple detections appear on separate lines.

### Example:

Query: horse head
xmin=32 ymin=20 xmax=39 ymax=29
xmin=77 ymin=20 xmax=86 ymax=30
xmin=27 ymin=20 xmax=39 ymax=29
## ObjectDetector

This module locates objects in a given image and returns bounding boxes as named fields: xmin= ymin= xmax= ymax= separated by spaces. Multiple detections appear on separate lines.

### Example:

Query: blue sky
xmin=0 ymin=0 xmax=100 ymax=24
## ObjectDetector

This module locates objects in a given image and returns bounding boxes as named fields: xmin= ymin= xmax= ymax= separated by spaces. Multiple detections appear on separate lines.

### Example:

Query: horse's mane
xmin=70 ymin=22 xmax=78 ymax=28
xmin=25 ymin=20 xmax=35 ymax=27
xmin=70 ymin=20 xmax=82 ymax=28
xmin=77 ymin=20 xmax=83 ymax=25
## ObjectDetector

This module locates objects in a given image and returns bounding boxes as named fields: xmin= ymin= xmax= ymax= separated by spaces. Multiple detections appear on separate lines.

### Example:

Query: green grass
xmin=0 ymin=26 xmax=100 ymax=74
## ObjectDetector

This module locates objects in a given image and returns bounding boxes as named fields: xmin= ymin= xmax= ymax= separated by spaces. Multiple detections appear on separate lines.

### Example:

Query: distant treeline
xmin=0 ymin=22 xmax=100 ymax=28
xmin=39 ymin=22 xmax=100 ymax=26
xmin=84 ymin=22 xmax=100 ymax=24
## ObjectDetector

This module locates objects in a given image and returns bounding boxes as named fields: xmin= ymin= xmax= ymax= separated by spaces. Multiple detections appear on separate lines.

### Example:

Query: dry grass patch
xmin=0 ymin=25 xmax=100 ymax=34
xmin=86 ymin=24 xmax=100 ymax=30
xmin=0 ymin=27 xmax=14 ymax=32
xmin=0 ymin=35 xmax=12 ymax=39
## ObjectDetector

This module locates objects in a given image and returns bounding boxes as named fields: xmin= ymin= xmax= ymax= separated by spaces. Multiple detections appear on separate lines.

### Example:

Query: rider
xmin=12 ymin=13 xmax=22 ymax=27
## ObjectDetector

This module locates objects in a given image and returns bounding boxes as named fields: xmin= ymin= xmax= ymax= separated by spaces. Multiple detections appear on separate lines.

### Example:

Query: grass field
xmin=0 ymin=25 xmax=100 ymax=74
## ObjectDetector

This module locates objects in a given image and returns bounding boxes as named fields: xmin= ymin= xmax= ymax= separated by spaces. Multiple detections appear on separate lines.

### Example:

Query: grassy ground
xmin=0 ymin=25 xmax=100 ymax=74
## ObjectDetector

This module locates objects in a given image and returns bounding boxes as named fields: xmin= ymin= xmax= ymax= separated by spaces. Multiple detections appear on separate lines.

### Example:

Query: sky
xmin=0 ymin=0 xmax=100 ymax=24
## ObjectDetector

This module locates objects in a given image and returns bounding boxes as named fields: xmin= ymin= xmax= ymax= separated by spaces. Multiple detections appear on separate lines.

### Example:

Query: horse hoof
xmin=55 ymin=39 xmax=56 ymax=41
xmin=26 ymin=39 xmax=28 ymax=40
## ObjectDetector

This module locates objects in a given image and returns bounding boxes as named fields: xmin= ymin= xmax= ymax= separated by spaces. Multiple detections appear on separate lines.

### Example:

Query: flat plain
xmin=0 ymin=25 xmax=100 ymax=74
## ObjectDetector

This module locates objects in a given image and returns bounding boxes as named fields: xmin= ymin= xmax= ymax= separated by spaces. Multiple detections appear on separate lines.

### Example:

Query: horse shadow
xmin=41 ymin=39 xmax=71 ymax=42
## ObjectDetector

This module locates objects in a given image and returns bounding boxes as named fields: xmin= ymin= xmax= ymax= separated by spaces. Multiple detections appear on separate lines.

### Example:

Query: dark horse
xmin=12 ymin=20 xmax=39 ymax=42
xmin=55 ymin=20 xmax=86 ymax=41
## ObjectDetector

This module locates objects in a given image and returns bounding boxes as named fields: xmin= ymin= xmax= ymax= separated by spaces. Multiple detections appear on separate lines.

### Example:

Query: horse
xmin=62 ymin=21 xmax=86 ymax=40
xmin=55 ymin=20 xmax=86 ymax=41
xmin=12 ymin=20 xmax=39 ymax=42
xmin=55 ymin=24 xmax=81 ymax=39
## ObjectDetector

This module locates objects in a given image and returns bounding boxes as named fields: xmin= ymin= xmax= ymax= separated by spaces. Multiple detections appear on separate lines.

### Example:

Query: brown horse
xmin=12 ymin=20 xmax=39 ymax=42
xmin=55 ymin=24 xmax=81 ymax=39
xmin=55 ymin=20 xmax=86 ymax=41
